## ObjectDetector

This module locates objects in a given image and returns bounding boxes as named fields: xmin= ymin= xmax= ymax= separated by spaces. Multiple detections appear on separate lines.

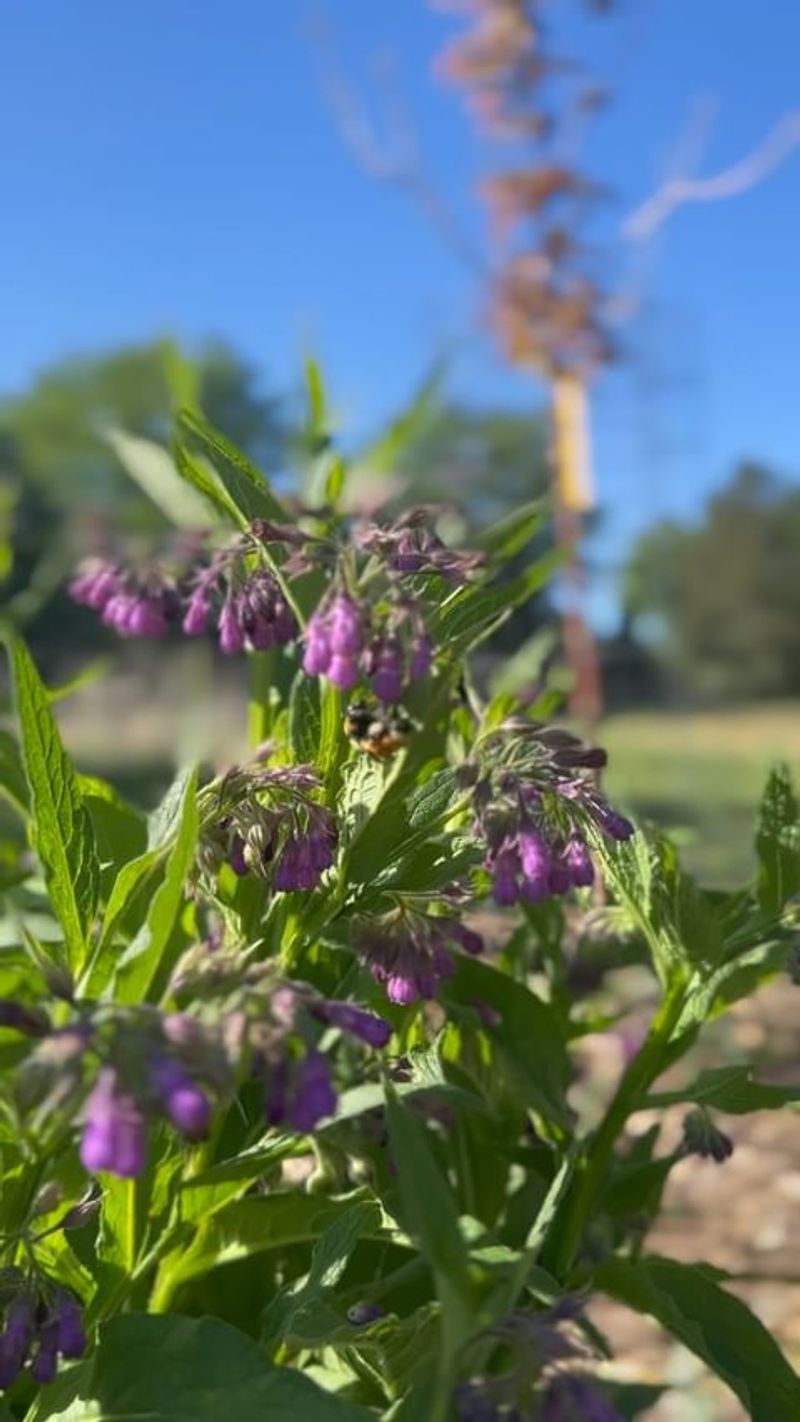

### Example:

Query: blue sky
xmin=2 ymin=0 xmax=799 ymax=623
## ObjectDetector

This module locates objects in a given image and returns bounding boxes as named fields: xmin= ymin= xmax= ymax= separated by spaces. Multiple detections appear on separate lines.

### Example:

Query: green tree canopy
xmin=1 ymin=337 xmax=284 ymax=526
xmin=397 ymin=402 xmax=550 ymax=522
xmin=624 ymin=463 xmax=800 ymax=701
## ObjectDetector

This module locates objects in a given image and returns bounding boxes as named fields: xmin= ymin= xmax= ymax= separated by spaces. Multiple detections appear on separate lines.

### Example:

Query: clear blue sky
xmin=2 ymin=0 xmax=799 ymax=624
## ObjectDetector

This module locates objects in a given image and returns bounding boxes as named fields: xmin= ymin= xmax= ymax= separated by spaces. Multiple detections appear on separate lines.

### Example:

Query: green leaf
xmin=595 ymin=825 xmax=722 ymax=983
xmin=448 ymin=955 xmax=570 ymax=1129
xmin=98 ymin=846 xmax=162 ymax=945
xmin=304 ymin=356 xmax=328 ymax=442
xmin=432 ymin=547 xmax=564 ymax=655
xmin=289 ymin=670 xmax=322 ymax=766
xmin=147 ymin=765 xmax=197 ymax=849
xmin=648 ymin=1064 xmax=800 ymax=1113
xmin=105 ymin=426 xmax=216 ymax=528
xmin=41 ymin=1312 xmax=374 ymax=1421
xmin=756 ymin=764 xmax=800 ymax=914
xmin=172 ymin=441 xmax=243 ymax=526
xmin=113 ymin=767 xmax=198 ymax=1003
xmin=488 ymin=627 xmax=557 ymax=699
xmin=179 ymin=1134 xmax=301 ymax=1221
xmin=476 ymin=498 xmax=546 ymax=559
xmin=78 ymin=774 xmax=147 ymax=877
xmin=178 ymin=407 xmax=287 ymax=525
xmin=155 ymin=1189 xmax=389 ymax=1298
xmin=384 ymin=1084 xmax=475 ymax=1358
xmin=263 ymin=1200 xmax=382 ymax=1349
xmin=347 ymin=767 xmax=459 ymax=886
xmin=595 ymin=1255 xmax=800 ymax=1422
xmin=7 ymin=637 xmax=99 ymax=966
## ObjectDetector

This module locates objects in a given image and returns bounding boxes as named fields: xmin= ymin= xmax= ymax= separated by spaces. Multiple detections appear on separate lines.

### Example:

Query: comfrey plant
xmin=1 ymin=384 xmax=799 ymax=1421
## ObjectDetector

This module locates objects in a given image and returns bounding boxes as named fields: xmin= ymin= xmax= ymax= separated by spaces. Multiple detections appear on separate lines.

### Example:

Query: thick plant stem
xmin=542 ymin=979 xmax=687 ymax=1281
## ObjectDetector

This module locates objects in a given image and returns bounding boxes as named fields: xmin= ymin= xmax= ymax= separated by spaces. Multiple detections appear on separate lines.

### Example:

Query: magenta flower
xmin=218 ymin=599 xmax=245 ymax=654
xmin=314 ymin=1001 xmax=392 ymax=1048
xmin=80 ymin=1069 xmax=147 ymax=1178
xmin=328 ymin=593 xmax=363 ymax=655
xmin=0 ymin=1301 xmax=33 ymax=1389
xmin=151 ymin=1058 xmax=211 ymax=1140
xmin=183 ymin=588 xmax=211 ymax=636
xmin=264 ymin=1050 xmax=336 ymax=1132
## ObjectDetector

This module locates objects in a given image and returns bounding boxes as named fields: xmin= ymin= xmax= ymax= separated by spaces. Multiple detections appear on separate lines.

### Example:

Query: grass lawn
xmin=600 ymin=703 xmax=800 ymax=885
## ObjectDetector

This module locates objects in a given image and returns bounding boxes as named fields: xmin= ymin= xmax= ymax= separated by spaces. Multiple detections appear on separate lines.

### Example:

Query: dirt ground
xmin=584 ymin=979 xmax=800 ymax=1421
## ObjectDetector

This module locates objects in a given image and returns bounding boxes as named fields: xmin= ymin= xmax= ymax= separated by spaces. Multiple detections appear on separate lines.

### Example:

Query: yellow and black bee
xmin=344 ymin=700 xmax=414 ymax=761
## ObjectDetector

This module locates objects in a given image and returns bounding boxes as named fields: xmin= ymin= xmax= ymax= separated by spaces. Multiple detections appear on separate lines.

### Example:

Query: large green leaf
xmin=178 ymin=407 xmax=287 ymax=525
xmin=289 ymin=669 xmax=322 ymax=767
xmin=172 ymin=441 xmax=243 ymax=525
xmin=647 ymin=1064 xmax=800 ymax=1113
xmin=448 ymin=955 xmax=570 ymax=1129
xmin=384 ymin=1085 xmax=475 ymax=1361
xmin=756 ymin=764 xmax=800 ymax=914
xmin=431 ymin=548 xmax=564 ymax=656
xmin=105 ymin=426 xmax=216 ymax=528
xmin=7 ymin=637 xmax=99 ymax=967
xmin=39 ymin=1313 xmax=374 ymax=1421
xmin=153 ymin=1189 xmax=390 ymax=1301
xmin=263 ymin=1200 xmax=382 ymax=1350
xmin=594 ymin=825 xmax=722 ymax=984
xmin=179 ymin=1133 xmax=302 ymax=1221
xmin=347 ymin=767 xmax=459 ymax=886
xmin=595 ymin=1255 xmax=800 ymax=1422
xmin=476 ymin=499 xmax=546 ymax=559
xmin=147 ymin=764 xmax=199 ymax=850
xmin=112 ymin=767 xmax=198 ymax=1003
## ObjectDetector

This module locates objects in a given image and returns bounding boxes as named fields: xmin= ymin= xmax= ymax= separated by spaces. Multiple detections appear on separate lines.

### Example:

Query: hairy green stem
xmin=541 ymin=978 xmax=687 ymax=1281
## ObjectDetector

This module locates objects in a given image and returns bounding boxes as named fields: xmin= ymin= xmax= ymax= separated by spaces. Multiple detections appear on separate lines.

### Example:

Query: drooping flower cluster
xmin=303 ymin=589 xmax=433 ymax=701
xmin=300 ymin=509 xmax=482 ymax=701
xmin=9 ymin=945 xmax=392 ymax=1179
xmin=465 ymin=721 xmax=633 ymax=908
xmin=0 ymin=1272 xmax=86 ymax=1390
xmin=12 ymin=1002 xmax=223 ymax=1181
xmin=354 ymin=909 xmax=484 ymax=1005
xmin=354 ymin=508 xmax=485 ymax=584
xmin=200 ymin=761 xmax=338 ymax=895
xmin=453 ymin=1298 xmax=622 ymax=1421
xmin=68 ymin=523 xmax=298 ymax=653
xmin=539 ymin=1375 xmax=623 ymax=1422
xmin=169 ymin=949 xmax=392 ymax=1136
xmin=69 ymin=560 xmax=176 ymax=638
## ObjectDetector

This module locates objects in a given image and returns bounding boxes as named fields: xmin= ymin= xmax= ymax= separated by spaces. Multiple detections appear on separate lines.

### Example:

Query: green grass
xmin=600 ymin=704 xmax=800 ymax=885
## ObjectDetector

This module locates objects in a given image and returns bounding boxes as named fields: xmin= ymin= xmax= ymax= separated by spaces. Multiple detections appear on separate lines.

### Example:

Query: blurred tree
xmin=624 ymin=463 xmax=800 ymax=700
xmin=398 ymin=401 xmax=556 ymax=662
xmin=1 ymin=337 xmax=284 ymax=529
xmin=397 ymin=402 xmax=550 ymax=522
xmin=0 ymin=338 xmax=285 ymax=670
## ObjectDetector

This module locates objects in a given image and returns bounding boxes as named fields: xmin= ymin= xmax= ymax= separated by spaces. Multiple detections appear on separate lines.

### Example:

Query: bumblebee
xmin=344 ymin=700 xmax=414 ymax=760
